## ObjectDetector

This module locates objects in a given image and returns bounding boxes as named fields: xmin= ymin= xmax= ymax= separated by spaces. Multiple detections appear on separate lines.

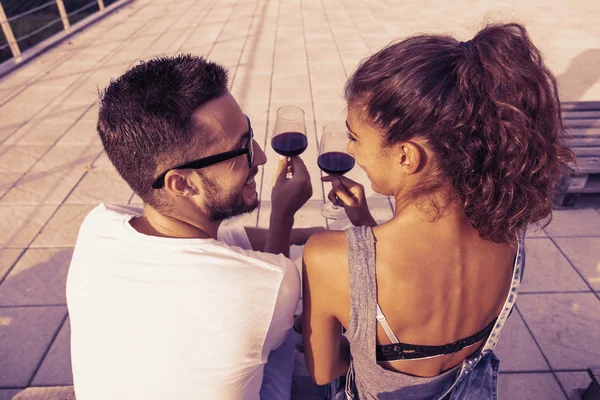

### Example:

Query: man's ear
xmin=163 ymin=170 xmax=197 ymax=197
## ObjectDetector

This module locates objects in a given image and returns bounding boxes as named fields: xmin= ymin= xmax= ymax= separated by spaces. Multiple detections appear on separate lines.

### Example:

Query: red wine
xmin=318 ymin=152 xmax=355 ymax=176
xmin=271 ymin=132 xmax=308 ymax=157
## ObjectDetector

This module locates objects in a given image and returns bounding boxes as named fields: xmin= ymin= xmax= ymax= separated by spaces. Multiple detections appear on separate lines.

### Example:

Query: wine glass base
xmin=320 ymin=203 xmax=348 ymax=219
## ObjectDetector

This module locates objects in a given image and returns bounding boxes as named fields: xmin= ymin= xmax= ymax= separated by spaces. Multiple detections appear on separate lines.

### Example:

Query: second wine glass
xmin=318 ymin=123 xmax=355 ymax=219
xmin=271 ymin=106 xmax=308 ymax=179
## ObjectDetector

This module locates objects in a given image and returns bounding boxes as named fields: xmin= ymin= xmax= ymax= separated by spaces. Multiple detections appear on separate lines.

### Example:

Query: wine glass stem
xmin=332 ymin=194 xmax=340 ymax=209
xmin=285 ymin=157 xmax=293 ymax=180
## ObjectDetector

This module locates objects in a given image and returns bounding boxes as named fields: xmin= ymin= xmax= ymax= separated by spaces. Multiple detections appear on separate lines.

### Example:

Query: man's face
xmin=188 ymin=93 xmax=267 ymax=221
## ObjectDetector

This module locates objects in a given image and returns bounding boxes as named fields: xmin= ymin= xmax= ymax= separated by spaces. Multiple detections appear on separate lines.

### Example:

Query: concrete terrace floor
xmin=1 ymin=0 xmax=600 ymax=399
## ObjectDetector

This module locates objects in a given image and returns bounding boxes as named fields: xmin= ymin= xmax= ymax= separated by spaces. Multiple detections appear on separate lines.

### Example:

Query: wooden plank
xmin=574 ymin=147 xmax=600 ymax=157
xmin=573 ymin=157 xmax=600 ymax=174
xmin=567 ymin=176 xmax=600 ymax=193
xmin=564 ymin=128 xmax=600 ymax=136
xmin=563 ymin=119 xmax=600 ymax=129
xmin=562 ymin=111 xmax=600 ymax=120
xmin=564 ymin=137 xmax=600 ymax=147
xmin=561 ymin=101 xmax=600 ymax=112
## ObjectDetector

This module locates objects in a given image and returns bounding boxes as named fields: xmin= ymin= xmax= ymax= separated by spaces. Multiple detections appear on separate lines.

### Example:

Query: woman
xmin=301 ymin=23 xmax=573 ymax=399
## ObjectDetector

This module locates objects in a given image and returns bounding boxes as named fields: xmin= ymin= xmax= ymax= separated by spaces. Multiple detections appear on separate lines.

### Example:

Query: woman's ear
xmin=396 ymin=141 xmax=424 ymax=176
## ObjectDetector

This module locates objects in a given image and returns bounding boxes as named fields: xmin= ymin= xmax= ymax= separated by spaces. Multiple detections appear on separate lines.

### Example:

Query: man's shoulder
xmin=214 ymin=239 xmax=296 ymax=277
xmin=80 ymin=203 xmax=141 ymax=228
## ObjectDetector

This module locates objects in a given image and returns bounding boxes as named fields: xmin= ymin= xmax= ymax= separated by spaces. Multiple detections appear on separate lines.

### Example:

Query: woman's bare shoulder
xmin=303 ymin=230 xmax=348 ymax=262
xmin=303 ymin=230 xmax=349 ymax=285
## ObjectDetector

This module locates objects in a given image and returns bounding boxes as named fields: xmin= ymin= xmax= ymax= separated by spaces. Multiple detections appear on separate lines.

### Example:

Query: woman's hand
xmin=322 ymin=176 xmax=377 ymax=227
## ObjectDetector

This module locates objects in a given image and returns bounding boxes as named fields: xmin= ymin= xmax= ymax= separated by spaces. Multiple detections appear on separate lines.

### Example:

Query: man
xmin=66 ymin=55 xmax=315 ymax=399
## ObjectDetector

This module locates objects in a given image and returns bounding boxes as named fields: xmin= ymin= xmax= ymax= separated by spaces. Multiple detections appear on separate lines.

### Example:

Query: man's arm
xmin=245 ymin=226 xmax=327 ymax=252
xmin=261 ymin=156 xmax=314 ymax=257
xmin=263 ymin=215 xmax=294 ymax=257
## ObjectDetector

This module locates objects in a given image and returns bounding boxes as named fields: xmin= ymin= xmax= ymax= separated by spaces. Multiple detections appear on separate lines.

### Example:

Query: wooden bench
xmin=554 ymin=101 xmax=600 ymax=208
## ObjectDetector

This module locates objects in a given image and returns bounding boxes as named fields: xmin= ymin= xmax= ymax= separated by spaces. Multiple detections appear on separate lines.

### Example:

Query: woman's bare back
xmin=335 ymin=213 xmax=517 ymax=377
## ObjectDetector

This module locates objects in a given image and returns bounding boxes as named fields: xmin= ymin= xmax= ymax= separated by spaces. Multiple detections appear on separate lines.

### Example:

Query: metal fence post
xmin=55 ymin=0 xmax=70 ymax=31
xmin=98 ymin=0 xmax=105 ymax=12
xmin=0 ymin=0 xmax=21 ymax=58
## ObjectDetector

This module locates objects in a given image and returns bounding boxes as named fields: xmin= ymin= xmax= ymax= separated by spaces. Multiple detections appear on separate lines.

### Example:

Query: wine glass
xmin=271 ymin=106 xmax=308 ymax=179
xmin=318 ymin=123 xmax=355 ymax=219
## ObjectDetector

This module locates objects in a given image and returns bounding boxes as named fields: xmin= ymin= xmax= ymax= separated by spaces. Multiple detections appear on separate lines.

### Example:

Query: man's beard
xmin=200 ymin=173 xmax=259 ymax=222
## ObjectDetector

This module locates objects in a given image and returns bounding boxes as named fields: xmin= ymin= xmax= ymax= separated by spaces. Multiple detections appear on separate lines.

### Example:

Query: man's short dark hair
xmin=97 ymin=54 xmax=228 ymax=208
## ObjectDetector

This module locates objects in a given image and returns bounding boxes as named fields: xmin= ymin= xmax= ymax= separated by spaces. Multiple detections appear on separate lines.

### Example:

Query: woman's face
xmin=345 ymin=107 xmax=400 ymax=196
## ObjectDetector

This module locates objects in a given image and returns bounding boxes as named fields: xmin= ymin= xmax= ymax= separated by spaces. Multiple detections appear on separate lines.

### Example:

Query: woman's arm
xmin=302 ymin=233 xmax=351 ymax=385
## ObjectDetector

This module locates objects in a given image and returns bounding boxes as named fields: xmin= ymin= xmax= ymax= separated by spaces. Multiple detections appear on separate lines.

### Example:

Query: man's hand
xmin=322 ymin=176 xmax=377 ymax=227
xmin=264 ymin=157 xmax=313 ymax=257
xmin=271 ymin=157 xmax=313 ymax=219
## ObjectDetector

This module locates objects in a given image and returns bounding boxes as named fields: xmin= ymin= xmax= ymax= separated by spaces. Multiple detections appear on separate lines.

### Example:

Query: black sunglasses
xmin=152 ymin=115 xmax=254 ymax=189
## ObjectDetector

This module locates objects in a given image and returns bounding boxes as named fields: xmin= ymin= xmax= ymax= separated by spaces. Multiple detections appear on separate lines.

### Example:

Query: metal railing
xmin=0 ymin=0 xmax=107 ymax=63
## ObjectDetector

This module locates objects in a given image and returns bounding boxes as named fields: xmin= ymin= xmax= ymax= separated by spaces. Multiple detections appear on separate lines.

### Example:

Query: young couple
xmin=67 ymin=23 xmax=572 ymax=400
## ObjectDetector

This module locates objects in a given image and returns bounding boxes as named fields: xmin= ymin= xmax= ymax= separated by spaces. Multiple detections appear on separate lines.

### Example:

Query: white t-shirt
xmin=66 ymin=204 xmax=300 ymax=400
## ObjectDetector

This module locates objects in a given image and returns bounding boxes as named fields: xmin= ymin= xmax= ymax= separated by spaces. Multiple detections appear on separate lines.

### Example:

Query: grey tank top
xmin=343 ymin=226 xmax=524 ymax=400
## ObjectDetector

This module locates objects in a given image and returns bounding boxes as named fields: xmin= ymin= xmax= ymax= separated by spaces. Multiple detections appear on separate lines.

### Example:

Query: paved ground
xmin=0 ymin=0 xmax=599 ymax=399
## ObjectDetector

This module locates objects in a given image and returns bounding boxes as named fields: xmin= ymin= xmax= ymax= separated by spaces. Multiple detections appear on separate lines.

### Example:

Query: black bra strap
xmin=375 ymin=318 xmax=497 ymax=362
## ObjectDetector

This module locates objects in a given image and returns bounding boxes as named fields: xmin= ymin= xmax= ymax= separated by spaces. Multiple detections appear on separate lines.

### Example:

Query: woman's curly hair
xmin=345 ymin=23 xmax=574 ymax=243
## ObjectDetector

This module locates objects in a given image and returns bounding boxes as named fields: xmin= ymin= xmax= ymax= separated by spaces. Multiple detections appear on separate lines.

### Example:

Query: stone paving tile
xmin=554 ymin=237 xmax=600 ymax=291
xmin=0 ymin=175 xmax=13 ymax=199
xmin=520 ymin=238 xmax=589 ymax=293
xmin=260 ymin=166 xmax=325 ymax=203
xmin=65 ymin=171 xmax=132 ymax=205
xmin=91 ymin=152 xmax=118 ymax=173
xmin=32 ymin=318 xmax=72 ymax=386
xmin=0 ymin=104 xmax=45 ymax=132
xmin=0 ymin=249 xmax=23 ymax=283
xmin=0 ymin=125 xmax=20 ymax=146
xmin=555 ymin=371 xmax=592 ymax=400
xmin=0 ymin=206 xmax=58 ymax=249
xmin=495 ymin=311 xmax=549 ymax=372
xmin=0 ymin=169 xmax=87 ymax=206
xmin=30 ymin=205 xmax=97 ymax=249
xmin=544 ymin=210 xmax=600 ymax=237
xmin=526 ymin=224 xmax=548 ymax=237
xmin=0 ymin=249 xmax=73 ymax=306
xmin=2 ymin=121 xmax=75 ymax=146
xmin=0 ymin=306 xmax=66 ymax=387
xmin=498 ymin=373 xmax=565 ymax=400
xmin=0 ymin=0 xmax=599 ymax=395
xmin=258 ymin=200 xmax=327 ymax=229
xmin=29 ymin=144 xmax=102 ymax=174
xmin=12 ymin=386 xmax=75 ymax=400
xmin=55 ymin=116 xmax=100 ymax=146
xmin=517 ymin=294 xmax=600 ymax=370
xmin=0 ymin=145 xmax=52 ymax=174
xmin=0 ymin=389 xmax=22 ymax=400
